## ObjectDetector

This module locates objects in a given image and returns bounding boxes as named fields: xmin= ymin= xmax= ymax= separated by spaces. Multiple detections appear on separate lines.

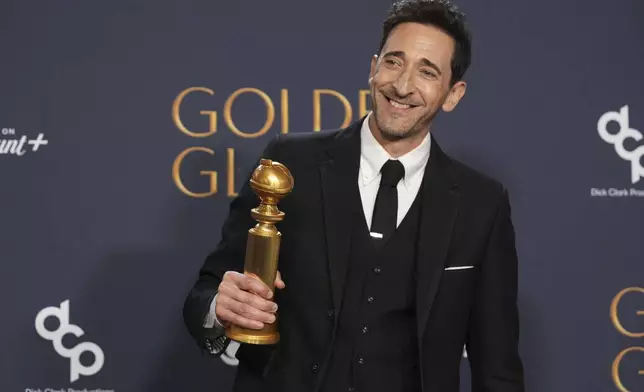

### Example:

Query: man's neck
xmin=368 ymin=115 xmax=430 ymax=159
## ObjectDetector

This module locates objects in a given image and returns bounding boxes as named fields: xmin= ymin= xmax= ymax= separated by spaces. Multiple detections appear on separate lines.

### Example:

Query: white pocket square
xmin=444 ymin=265 xmax=475 ymax=271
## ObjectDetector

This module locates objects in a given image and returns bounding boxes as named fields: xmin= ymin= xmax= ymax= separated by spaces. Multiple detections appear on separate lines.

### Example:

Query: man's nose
xmin=392 ymin=68 xmax=414 ymax=97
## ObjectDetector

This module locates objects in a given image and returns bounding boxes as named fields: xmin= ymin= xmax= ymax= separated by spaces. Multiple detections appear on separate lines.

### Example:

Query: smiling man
xmin=183 ymin=1 xmax=525 ymax=391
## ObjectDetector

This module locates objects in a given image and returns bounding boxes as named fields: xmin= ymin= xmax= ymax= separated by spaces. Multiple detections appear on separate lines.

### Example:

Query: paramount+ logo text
xmin=171 ymin=86 xmax=371 ymax=198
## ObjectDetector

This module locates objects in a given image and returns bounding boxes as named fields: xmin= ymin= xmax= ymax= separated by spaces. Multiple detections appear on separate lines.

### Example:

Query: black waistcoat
xmin=320 ymin=185 xmax=423 ymax=392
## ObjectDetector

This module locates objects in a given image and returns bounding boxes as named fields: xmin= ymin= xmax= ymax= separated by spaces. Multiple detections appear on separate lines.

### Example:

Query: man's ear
xmin=442 ymin=80 xmax=467 ymax=112
xmin=368 ymin=54 xmax=378 ymax=84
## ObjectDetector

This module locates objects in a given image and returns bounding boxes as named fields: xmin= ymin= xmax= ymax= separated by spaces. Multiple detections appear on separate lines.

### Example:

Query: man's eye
xmin=421 ymin=69 xmax=436 ymax=77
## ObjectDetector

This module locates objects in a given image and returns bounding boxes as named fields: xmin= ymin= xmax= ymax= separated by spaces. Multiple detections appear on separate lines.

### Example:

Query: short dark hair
xmin=378 ymin=0 xmax=472 ymax=85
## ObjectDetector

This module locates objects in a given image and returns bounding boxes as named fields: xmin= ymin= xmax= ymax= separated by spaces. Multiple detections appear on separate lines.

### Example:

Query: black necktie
xmin=370 ymin=159 xmax=405 ymax=246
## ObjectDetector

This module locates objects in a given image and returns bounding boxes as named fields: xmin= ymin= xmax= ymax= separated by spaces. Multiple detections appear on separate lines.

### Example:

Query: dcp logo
xmin=34 ymin=300 xmax=105 ymax=382
xmin=598 ymin=105 xmax=644 ymax=184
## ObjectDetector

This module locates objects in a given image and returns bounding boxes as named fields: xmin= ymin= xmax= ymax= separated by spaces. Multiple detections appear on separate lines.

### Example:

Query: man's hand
xmin=215 ymin=271 xmax=286 ymax=330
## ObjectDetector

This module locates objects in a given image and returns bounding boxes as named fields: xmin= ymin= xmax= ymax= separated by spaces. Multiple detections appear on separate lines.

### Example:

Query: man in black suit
xmin=183 ymin=0 xmax=525 ymax=391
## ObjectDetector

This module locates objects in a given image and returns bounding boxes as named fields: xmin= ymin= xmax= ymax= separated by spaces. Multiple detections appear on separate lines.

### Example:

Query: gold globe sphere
xmin=249 ymin=159 xmax=294 ymax=204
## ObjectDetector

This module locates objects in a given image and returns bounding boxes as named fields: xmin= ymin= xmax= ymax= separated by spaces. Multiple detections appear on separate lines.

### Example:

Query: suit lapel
xmin=415 ymin=137 xmax=460 ymax=341
xmin=319 ymin=121 xmax=362 ymax=316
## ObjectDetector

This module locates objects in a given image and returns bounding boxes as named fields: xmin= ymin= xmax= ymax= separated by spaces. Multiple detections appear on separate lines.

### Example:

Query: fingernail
xmin=272 ymin=304 xmax=278 ymax=312
xmin=267 ymin=291 xmax=273 ymax=299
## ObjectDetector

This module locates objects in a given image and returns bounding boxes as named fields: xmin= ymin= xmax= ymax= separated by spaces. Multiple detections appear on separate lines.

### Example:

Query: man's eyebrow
xmin=419 ymin=57 xmax=442 ymax=76
xmin=381 ymin=51 xmax=442 ymax=76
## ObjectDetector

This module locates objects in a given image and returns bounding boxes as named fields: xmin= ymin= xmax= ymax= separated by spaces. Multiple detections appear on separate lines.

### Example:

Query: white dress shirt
xmin=204 ymin=113 xmax=431 ymax=329
xmin=359 ymin=112 xmax=432 ymax=230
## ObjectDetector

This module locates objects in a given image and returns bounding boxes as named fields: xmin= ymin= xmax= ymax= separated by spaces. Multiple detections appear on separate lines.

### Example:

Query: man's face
xmin=369 ymin=22 xmax=466 ymax=140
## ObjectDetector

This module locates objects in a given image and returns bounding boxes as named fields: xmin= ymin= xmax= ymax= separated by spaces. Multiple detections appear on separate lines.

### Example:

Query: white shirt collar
xmin=360 ymin=112 xmax=432 ymax=189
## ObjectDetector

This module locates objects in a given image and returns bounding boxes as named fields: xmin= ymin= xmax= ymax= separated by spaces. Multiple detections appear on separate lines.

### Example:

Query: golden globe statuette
xmin=225 ymin=158 xmax=294 ymax=345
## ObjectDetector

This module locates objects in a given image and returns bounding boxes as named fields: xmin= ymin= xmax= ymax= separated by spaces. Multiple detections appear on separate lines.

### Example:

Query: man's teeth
xmin=389 ymin=99 xmax=410 ymax=109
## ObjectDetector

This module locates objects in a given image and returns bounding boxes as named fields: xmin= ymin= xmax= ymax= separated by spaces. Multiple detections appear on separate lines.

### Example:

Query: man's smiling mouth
xmin=383 ymin=94 xmax=419 ymax=110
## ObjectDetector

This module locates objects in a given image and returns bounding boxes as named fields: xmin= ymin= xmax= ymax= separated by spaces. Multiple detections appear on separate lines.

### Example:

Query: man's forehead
xmin=382 ymin=23 xmax=454 ymax=60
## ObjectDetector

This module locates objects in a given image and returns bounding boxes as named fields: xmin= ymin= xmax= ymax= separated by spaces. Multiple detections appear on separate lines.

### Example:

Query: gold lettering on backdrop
xmin=227 ymin=148 xmax=238 ymax=197
xmin=173 ymin=87 xmax=372 ymax=197
xmin=281 ymin=89 xmax=289 ymax=134
xmin=359 ymin=89 xmax=371 ymax=119
xmin=172 ymin=147 xmax=217 ymax=197
xmin=313 ymin=89 xmax=352 ymax=132
xmin=611 ymin=287 xmax=644 ymax=338
xmin=611 ymin=287 xmax=644 ymax=392
xmin=224 ymin=88 xmax=274 ymax=139
xmin=613 ymin=347 xmax=644 ymax=392
xmin=172 ymin=87 xmax=217 ymax=137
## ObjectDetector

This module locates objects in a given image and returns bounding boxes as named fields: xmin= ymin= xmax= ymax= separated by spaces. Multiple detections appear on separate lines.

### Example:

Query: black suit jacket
xmin=183 ymin=118 xmax=525 ymax=392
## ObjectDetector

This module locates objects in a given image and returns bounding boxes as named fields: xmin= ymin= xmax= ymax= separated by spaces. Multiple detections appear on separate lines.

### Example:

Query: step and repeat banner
xmin=1 ymin=0 xmax=642 ymax=391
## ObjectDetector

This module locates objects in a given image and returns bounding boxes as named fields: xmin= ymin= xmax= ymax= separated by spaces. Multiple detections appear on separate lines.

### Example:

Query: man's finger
xmin=275 ymin=271 xmax=286 ymax=289
xmin=234 ymin=273 xmax=273 ymax=299
xmin=218 ymin=282 xmax=277 ymax=313
xmin=224 ymin=296 xmax=277 ymax=325
xmin=217 ymin=307 xmax=264 ymax=330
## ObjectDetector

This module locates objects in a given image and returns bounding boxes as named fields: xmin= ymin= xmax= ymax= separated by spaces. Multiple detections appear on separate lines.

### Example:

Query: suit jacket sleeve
xmin=182 ymin=135 xmax=282 ymax=356
xmin=466 ymin=188 xmax=525 ymax=391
